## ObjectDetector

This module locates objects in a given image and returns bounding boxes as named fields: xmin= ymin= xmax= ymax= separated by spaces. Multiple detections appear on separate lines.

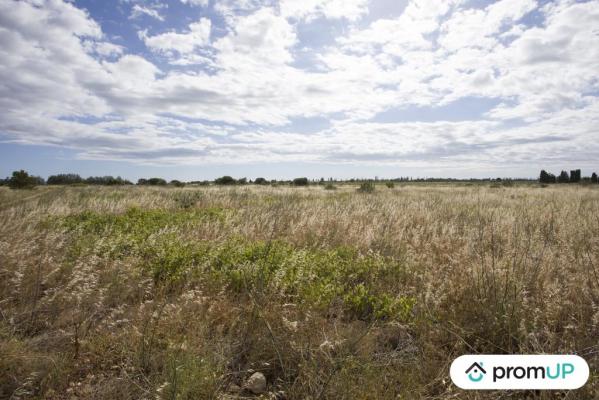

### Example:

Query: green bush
xmin=292 ymin=177 xmax=309 ymax=186
xmin=214 ymin=176 xmax=236 ymax=185
xmin=173 ymin=191 xmax=202 ymax=209
xmin=385 ymin=182 xmax=395 ymax=189
xmin=86 ymin=176 xmax=131 ymax=185
xmin=169 ymin=180 xmax=186 ymax=187
xmin=138 ymin=178 xmax=167 ymax=186
xmin=8 ymin=170 xmax=43 ymax=189
xmin=47 ymin=174 xmax=83 ymax=185
xmin=357 ymin=181 xmax=376 ymax=193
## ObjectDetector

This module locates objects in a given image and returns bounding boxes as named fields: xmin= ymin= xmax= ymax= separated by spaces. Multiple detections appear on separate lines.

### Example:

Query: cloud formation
xmin=129 ymin=4 xmax=165 ymax=21
xmin=0 ymin=0 xmax=598 ymax=172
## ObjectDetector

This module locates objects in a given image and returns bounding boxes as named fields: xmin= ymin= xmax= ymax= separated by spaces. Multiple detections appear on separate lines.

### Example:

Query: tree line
xmin=539 ymin=169 xmax=598 ymax=184
xmin=0 ymin=171 xmax=316 ymax=189
xmin=2 ymin=169 xmax=598 ymax=190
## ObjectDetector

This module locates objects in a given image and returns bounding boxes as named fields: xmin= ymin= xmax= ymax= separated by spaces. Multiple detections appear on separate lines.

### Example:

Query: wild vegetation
xmin=1 ymin=183 xmax=599 ymax=399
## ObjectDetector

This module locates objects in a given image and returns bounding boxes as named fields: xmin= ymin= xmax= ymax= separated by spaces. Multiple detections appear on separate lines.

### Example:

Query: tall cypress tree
xmin=558 ymin=171 xmax=570 ymax=183
xmin=540 ymin=170 xmax=556 ymax=183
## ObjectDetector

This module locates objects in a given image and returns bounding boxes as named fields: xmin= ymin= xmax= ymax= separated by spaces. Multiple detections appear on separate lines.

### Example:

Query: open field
xmin=1 ymin=183 xmax=599 ymax=399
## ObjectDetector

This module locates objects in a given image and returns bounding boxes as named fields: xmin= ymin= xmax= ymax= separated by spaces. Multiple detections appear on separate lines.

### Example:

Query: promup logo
xmin=465 ymin=362 xmax=486 ymax=382
xmin=451 ymin=355 xmax=589 ymax=390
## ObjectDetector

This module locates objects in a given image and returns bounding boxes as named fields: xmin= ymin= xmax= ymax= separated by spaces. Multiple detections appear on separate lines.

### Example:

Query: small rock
xmin=244 ymin=372 xmax=267 ymax=394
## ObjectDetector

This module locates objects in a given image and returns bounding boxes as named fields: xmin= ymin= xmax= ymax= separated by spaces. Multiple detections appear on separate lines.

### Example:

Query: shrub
xmin=324 ymin=183 xmax=337 ymax=190
xmin=254 ymin=177 xmax=268 ymax=185
xmin=357 ymin=181 xmax=375 ymax=193
xmin=47 ymin=174 xmax=83 ymax=185
xmin=385 ymin=182 xmax=395 ymax=189
xmin=173 ymin=191 xmax=202 ymax=209
xmin=169 ymin=180 xmax=186 ymax=187
xmin=8 ymin=170 xmax=43 ymax=189
xmin=189 ymin=180 xmax=211 ymax=186
xmin=292 ymin=177 xmax=309 ymax=186
xmin=237 ymin=177 xmax=248 ymax=185
xmin=539 ymin=170 xmax=556 ymax=184
xmin=138 ymin=178 xmax=167 ymax=186
xmin=557 ymin=170 xmax=570 ymax=183
xmin=592 ymin=172 xmax=598 ymax=184
xmin=88 ymin=176 xmax=131 ymax=185
xmin=214 ymin=176 xmax=236 ymax=185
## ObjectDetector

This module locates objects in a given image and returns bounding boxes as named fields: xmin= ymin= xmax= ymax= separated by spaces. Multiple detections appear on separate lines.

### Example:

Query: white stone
xmin=244 ymin=372 xmax=267 ymax=394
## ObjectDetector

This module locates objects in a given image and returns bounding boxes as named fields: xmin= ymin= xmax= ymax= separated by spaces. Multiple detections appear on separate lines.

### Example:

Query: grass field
xmin=1 ymin=183 xmax=598 ymax=399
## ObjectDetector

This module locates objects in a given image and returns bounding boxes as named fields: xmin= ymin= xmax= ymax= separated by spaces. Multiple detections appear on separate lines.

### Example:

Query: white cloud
xmin=1 ymin=0 xmax=598 ymax=170
xmin=129 ymin=4 xmax=165 ymax=21
xmin=180 ymin=0 xmax=209 ymax=6
xmin=213 ymin=0 xmax=273 ymax=17
xmin=438 ymin=0 xmax=537 ymax=51
xmin=83 ymin=41 xmax=124 ymax=57
xmin=280 ymin=0 xmax=369 ymax=21
xmin=140 ymin=18 xmax=212 ymax=56
xmin=214 ymin=7 xmax=296 ymax=66
xmin=340 ymin=0 xmax=463 ymax=55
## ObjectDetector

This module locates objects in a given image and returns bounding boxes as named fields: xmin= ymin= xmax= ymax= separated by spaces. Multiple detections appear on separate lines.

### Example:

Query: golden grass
xmin=1 ymin=183 xmax=598 ymax=399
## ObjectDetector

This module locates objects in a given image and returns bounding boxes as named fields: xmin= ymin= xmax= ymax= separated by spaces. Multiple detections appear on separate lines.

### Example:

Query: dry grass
xmin=1 ymin=183 xmax=598 ymax=399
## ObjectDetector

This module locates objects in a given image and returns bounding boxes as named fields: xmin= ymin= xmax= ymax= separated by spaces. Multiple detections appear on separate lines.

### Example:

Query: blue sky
xmin=0 ymin=0 xmax=598 ymax=181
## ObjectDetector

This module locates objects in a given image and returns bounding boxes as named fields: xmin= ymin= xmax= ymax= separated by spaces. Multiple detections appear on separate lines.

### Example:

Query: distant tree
xmin=0 ymin=177 xmax=7 ymax=186
xmin=47 ymin=173 xmax=83 ymax=185
xmin=570 ymin=169 xmax=581 ymax=183
xmin=87 ymin=176 xmax=131 ymax=185
xmin=214 ymin=176 xmax=236 ymax=185
xmin=169 ymin=180 xmax=186 ymax=187
xmin=292 ymin=177 xmax=309 ymax=186
xmin=137 ymin=178 xmax=167 ymax=186
xmin=592 ymin=172 xmax=598 ymax=184
xmin=237 ymin=177 xmax=248 ymax=185
xmin=8 ymin=170 xmax=43 ymax=189
xmin=254 ymin=177 xmax=268 ymax=185
xmin=558 ymin=171 xmax=570 ymax=183
xmin=149 ymin=178 xmax=167 ymax=186
xmin=189 ymin=180 xmax=211 ymax=186
xmin=539 ymin=170 xmax=556 ymax=184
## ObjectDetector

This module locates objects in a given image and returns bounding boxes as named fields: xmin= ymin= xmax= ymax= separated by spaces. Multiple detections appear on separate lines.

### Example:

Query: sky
xmin=0 ymin=0 xmax=598 ymax=181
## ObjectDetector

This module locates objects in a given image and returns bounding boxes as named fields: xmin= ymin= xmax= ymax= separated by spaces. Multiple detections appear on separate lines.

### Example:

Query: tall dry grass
xmin=0 ymin=183 xmax=598 ymax=399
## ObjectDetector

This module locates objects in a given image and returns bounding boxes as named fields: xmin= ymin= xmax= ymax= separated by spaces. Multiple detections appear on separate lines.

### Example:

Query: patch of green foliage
xmin=145 ymin=239 xmax=415 ymax=321
xmin=357 ymin=181 xmax=376 ymax=193
xmin=60 ymin=207 xmax=226 ymax=236
xmin=54 ymin=208 xmax=415 ymax=322
xmin=172 ymin=191 xmax=203 ymax=209
xmin=54 ymin=207 xmax=227 ymax=260
xmin=162 ymin=350 xmax=223 ymax=400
